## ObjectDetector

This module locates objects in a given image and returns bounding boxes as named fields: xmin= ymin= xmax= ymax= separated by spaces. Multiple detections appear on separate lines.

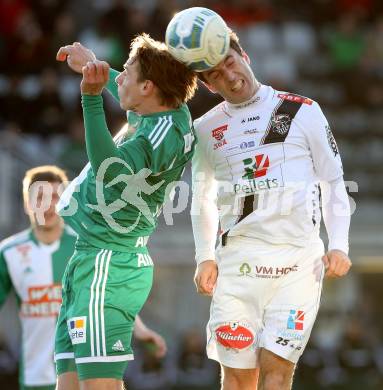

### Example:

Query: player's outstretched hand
xmin=80 ymin=60 xmax=110 ymax=95
xmin=133 ymin=317 xmax=167 ymax=358
xmin=322 ymin=249 xmax=352 ymax=278
xmin=56 ymin=42 xmax=97 ymax=74
xmin=194 ymin=260 xmax=218 ymax=296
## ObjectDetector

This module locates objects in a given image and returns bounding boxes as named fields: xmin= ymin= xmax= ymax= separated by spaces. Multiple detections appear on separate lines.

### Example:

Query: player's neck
xmin=33 ymin=221 xmax=64 ymax=245
xmin=135 ymin=98 xmax=176 ymax=115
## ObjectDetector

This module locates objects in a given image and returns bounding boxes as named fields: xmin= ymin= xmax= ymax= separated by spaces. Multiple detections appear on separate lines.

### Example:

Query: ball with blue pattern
xmin=165 ymin=7 xmax=230 ymax=72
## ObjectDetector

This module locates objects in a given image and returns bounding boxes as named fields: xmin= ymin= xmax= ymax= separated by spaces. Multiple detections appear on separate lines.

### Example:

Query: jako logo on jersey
xmin=21 ymin=284 xmax=62 ymax=317
xmin=215 ymin=322 xmax=254 ymax=349
xmin=287 ymin=310 xmax=304 ymax=330
xmin=277 ymin=93 xmax=313 ymax=105
xmin=241 ymin=116 xmax=260 ymax=124
xmin=68 ymin=316 xmax=87 ymax=344
xmin=212 ymin=125 xmax=228 ymax=149
xmin=242 ymin=154 xmax=269 ymax=179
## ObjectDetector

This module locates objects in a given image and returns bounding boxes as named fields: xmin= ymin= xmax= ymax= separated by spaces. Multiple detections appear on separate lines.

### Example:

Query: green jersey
xmin=0 ymin=226 xmax=77 ymax=388
xmin=57 ymin=69 xmax=196 ymax=252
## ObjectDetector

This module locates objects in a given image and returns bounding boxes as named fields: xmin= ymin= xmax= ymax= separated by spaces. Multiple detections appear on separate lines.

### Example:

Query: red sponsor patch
xmin=212 ymin=125 xmax=228 ymax=141
xmin=16 ymin=244 xmax=31 ymax=257
xmin=277 ymin=93 xmax=312 ymax=105
xmin=215 ymin=323 xmax=254 ymax=349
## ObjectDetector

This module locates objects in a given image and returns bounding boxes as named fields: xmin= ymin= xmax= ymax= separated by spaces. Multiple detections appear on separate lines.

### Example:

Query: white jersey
xmin=0 ymin=227 xmax=76 ymax=386
xmin=191 ymin=85 xmax=343 ymax=262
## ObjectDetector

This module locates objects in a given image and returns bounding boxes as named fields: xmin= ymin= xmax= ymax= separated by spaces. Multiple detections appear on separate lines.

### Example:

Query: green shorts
xmin=55 ymin=244 xmax=153 ymax=380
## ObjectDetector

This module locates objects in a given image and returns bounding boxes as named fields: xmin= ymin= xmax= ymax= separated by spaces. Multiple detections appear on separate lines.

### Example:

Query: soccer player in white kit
xmin=191 ymin=30 xmax=352 ymax=390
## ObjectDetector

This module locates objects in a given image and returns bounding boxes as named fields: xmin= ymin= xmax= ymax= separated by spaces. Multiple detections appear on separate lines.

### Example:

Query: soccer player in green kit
xmin=55 ymin=35 xmax=198 ymax=390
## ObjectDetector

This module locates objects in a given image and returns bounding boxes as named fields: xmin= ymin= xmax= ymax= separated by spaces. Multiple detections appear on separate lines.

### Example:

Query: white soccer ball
xmin=165 ymin=7 xmax=230 ymax=72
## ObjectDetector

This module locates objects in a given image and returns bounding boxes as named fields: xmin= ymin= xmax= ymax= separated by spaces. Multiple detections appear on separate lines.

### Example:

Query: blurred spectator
xmin=50 ymin=11 xmax=79 ymax=57
xmin=57 ymin=113 xmax=87 ymax=176
xmin=326 ymin=12 xmax=366 ymax=71
xmin=30 ymin=68 xmax=65 ymax=136
xmin=79 ymin=12 xmax=126 ymax=69
xmin=147 ymin=0 xmax=178 ymax=40
xmin=0 ymin=0 xmax=28 ymax=37
xmin=174 ymin=329 xmax=219 ymax=390
xmin=125 ymin=339 xmax=176 ymax=390
xmin=361 ymin=16 xmax=383 ymax=78
xmin=338 ymin=316 xmax=380 ymax=388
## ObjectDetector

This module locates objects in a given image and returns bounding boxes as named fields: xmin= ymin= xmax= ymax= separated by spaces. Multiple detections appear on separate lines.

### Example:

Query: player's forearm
xmin=105 ymin=69 xmax=120 ymax=102
xmin=321 ymin=177 xmax=351 ymax=254
xmin=82 ymin=94 xmax=120 ymax=174
xmin=191 ymin=198 xmax=219 ymax=264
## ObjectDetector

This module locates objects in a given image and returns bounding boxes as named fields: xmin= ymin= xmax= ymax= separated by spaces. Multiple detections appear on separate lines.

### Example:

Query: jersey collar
xmin=225 ymin=84 xmax=269 ymax=113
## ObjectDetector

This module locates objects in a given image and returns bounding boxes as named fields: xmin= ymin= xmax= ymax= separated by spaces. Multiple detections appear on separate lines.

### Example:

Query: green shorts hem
xmin=56 ymin=358 xmax=77 ymax=376
xmin=21 ymin=385 xmax=56 ymax=390
xmin=56 ymin=358 xmax=129 ymax=380
xmin=77 ymin=361 xmax=129 ymax=380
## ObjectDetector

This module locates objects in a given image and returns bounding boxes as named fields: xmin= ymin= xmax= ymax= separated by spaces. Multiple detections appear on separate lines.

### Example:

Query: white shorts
xmin=206 ymin=236 xmax=325 ymax=369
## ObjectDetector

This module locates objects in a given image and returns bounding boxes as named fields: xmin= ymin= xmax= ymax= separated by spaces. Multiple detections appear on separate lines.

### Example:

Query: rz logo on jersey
xmin=270 ymin=114 xmax=291 ymax=135
xmin=325 ymin=125 xmax=339 ymax=157
xmin=287 ymin=310 xmax=304 ymax=331
xmin=211 ymin=124 xmax=228 ymax=141
xmin=242 ymin=154 xmax=270 ymax=179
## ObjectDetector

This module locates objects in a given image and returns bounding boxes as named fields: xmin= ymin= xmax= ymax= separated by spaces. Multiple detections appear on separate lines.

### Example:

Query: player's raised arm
xmin=80 ymin=60 xmax=125 ymax=179
xmin=57 ymin=42 xmax=96 ymax=74
xmin=57 ymin=42 xmax=120 ymax=102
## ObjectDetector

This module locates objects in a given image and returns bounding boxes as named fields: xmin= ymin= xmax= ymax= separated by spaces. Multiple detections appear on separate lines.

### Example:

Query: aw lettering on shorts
xmin=137 ymin=253 xmax=153 ymax=267
xmin=68 ymin=316 xmax=87 ymax=344
xmin=215 ymin=322 xmax=255 ymax=351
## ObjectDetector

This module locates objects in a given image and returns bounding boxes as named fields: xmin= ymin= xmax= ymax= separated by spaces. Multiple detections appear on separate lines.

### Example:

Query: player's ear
xmin=141 ymin=79 xmax=155 ymax=95
xmin=242 ymin=51 xmax=250 ymax=65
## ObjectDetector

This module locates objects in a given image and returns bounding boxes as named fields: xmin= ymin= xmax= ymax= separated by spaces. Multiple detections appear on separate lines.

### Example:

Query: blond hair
xmin=23 ymin=165 xmax=68 ymax=202
xmin=129 ymin=33 xmax=198 ymax=108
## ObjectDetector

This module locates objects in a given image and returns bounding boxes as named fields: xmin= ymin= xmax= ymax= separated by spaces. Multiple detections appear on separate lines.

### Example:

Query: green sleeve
xmin=82 ymin=94 xmax=151 ymax=180
xmin=105 ymin=68 xmax=120 ymax=102
xmin=0 ymin=252 xmax=12 ymax=308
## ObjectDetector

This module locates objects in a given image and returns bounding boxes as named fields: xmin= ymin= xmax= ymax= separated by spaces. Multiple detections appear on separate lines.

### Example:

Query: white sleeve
xmin=191 ymin=135 xmax=219 ymax=265
xmin=299 ymin=101 xmax=344 ymax=182
xmin=320 ymin=176 xmax=351 ymax=255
